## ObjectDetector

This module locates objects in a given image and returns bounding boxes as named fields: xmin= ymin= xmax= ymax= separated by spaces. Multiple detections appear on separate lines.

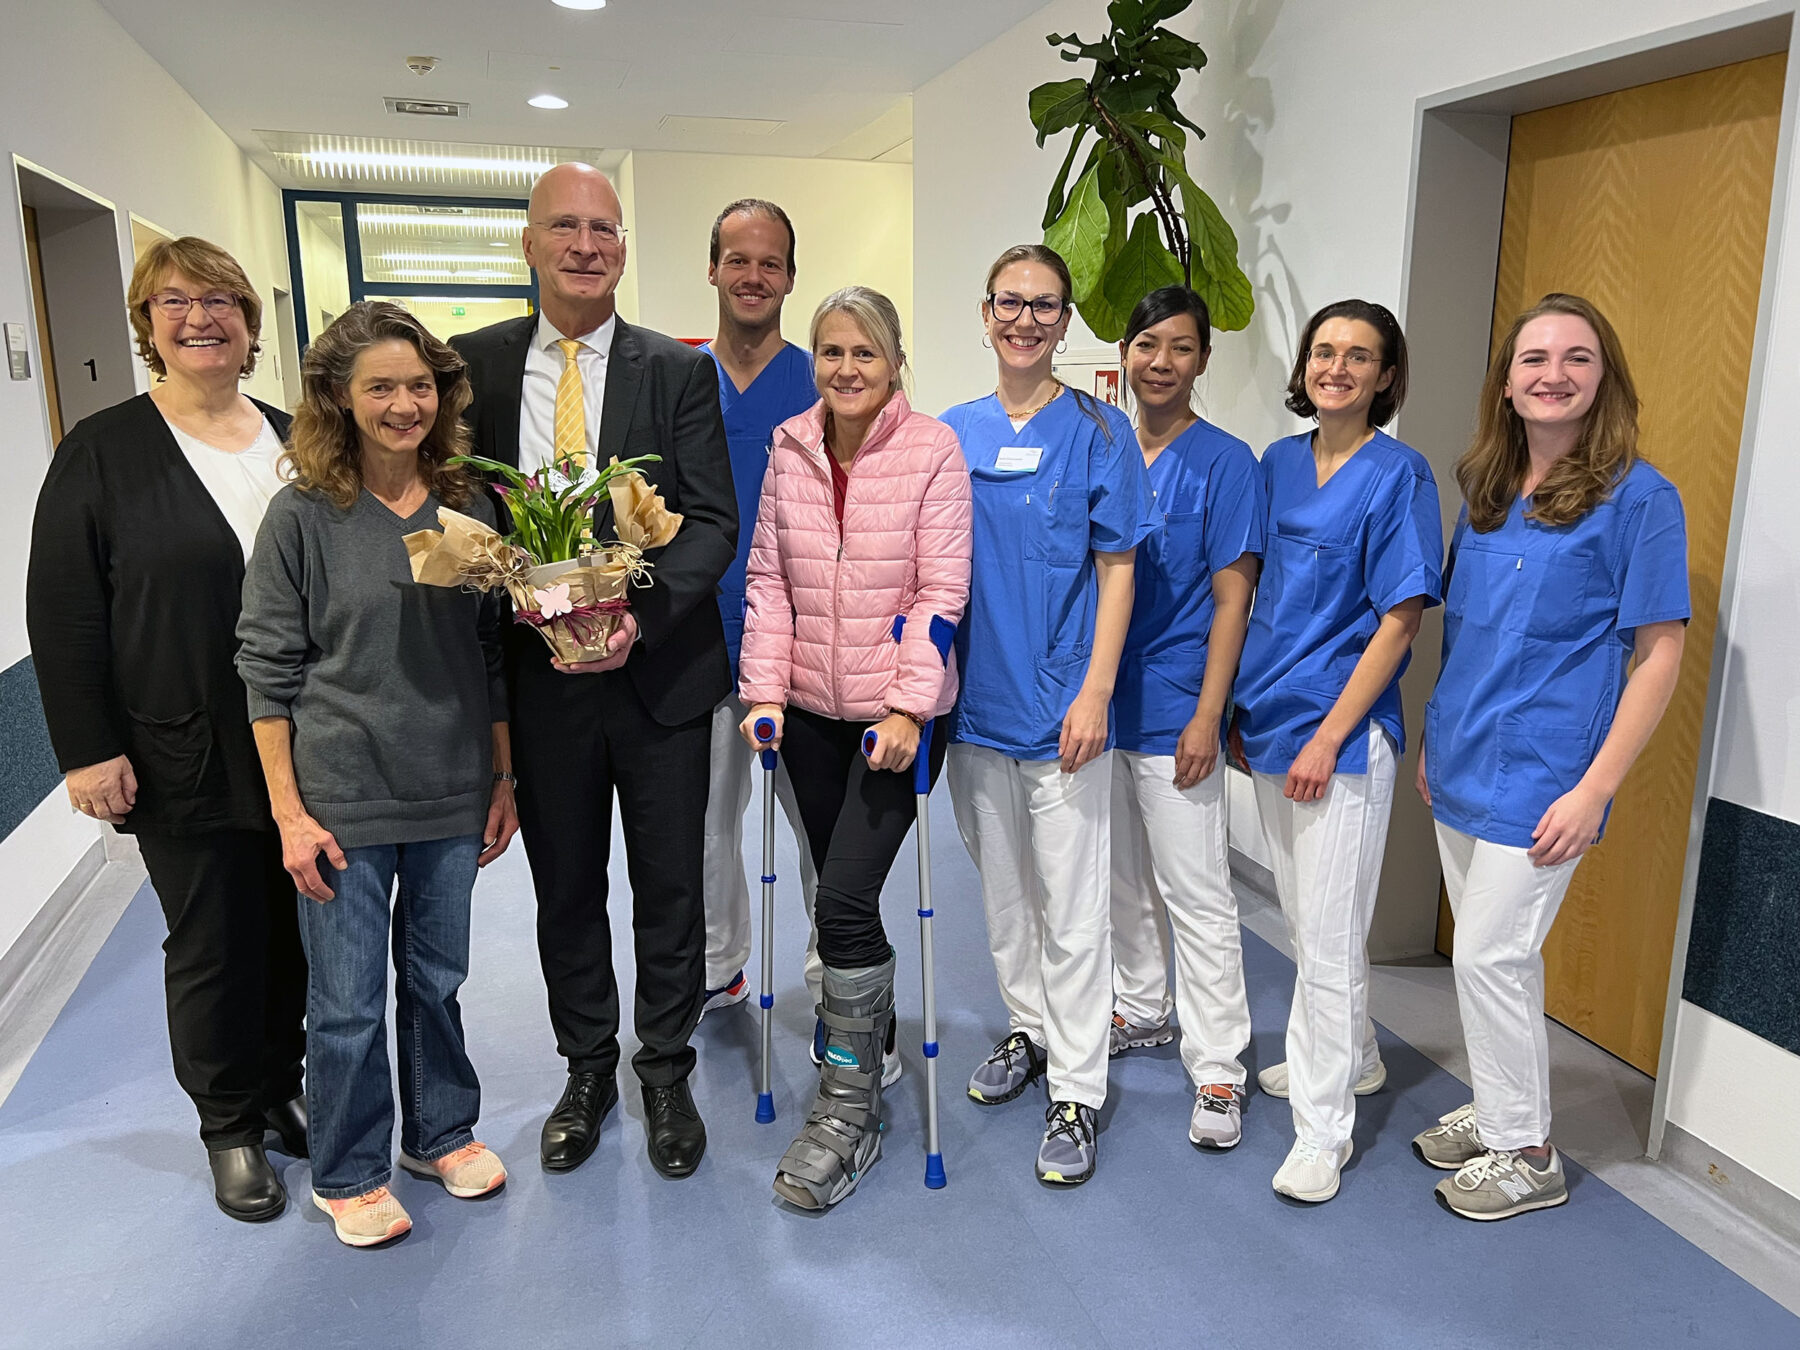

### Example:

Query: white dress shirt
xmin=520 ymin=311 xmax=615 ymax=474
xmin=163 ymin=414 xmax=289 ymax=559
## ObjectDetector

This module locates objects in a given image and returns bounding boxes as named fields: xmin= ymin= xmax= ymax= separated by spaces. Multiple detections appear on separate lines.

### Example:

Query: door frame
xmin=1394 ymin=2 xmax=1800 ymax=1159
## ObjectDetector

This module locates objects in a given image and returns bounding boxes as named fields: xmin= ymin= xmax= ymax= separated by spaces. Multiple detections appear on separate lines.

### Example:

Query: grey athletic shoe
xmin=1413 ymin=1103 xmax=1484 ymax=1170
xmin=1187 ymin=1084 xmax=1244 ymax=1150
xmin=1108 ymin=1012 xmax=1174 ymax=1057
xmin=967 ymin=1031 xmax=1046 ymax=1105
xmin=772 ymin=958 xmax=894 ymax=1211
xmin=1257 ymin=1058 xmax=1387 ymax=1100
xmin=1036 ymin=1100 xmax=1099 ymax=1185
xmin=1435 ymin=1148 xmax=1568 ymax=1221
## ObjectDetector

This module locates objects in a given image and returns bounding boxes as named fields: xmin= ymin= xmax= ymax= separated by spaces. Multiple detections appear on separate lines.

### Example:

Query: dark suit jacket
xmin=450 ymin=314 xmax=737 ymax=726
xmin=26 ymin=394 xmax=291 ymax=834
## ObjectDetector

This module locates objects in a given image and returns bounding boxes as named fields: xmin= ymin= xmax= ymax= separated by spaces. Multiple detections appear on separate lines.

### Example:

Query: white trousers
xmin=701 ymin=698 xmax=820 ymax=1001
xmin=1435 ymin=821 xmax=1579 ymax=1150
xmin=1110 ymin=752 xmax=1251 ymax=1086
xmin=1251 ymin=726 xmax=1394 ymax=1150
xmin=949 ymin=743 xmax=1112 ymax=1110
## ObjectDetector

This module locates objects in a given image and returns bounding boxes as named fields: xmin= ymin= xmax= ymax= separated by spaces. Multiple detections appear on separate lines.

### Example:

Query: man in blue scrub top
xmin=697 ymin=199 xmax=822 ymax=1015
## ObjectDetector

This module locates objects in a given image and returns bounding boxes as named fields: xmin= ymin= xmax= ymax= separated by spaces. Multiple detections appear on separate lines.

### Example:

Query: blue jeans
xmin=297 ymin=835 xmax=482 ymax=1198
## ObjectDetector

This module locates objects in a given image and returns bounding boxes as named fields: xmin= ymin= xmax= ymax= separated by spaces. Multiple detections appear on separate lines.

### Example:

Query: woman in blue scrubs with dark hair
xmin=1230 ymin=299 xmax=1443 ymax=1204
xmin=1414 ymin=293 xmax=1686 ymax=1222
xmin=943 ymin=243 xmax=1156 ymax=1188
xmin=1107 ymin=286 xmax=1264 ymax=1152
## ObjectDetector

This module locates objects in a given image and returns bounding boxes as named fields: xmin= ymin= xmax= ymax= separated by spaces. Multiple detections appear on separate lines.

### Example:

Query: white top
xmin=520 ymin=311 xmax=614 ymax=475
xmin=164 ymin=414 xmax=288 ymax=560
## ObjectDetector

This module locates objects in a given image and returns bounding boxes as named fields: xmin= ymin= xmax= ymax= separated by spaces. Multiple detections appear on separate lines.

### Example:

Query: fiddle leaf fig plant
xmin=1030 ymin=0 xmax=1254 ymax=340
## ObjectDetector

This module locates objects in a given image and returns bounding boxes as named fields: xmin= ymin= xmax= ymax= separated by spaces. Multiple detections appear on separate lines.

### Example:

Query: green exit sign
xmin=451 ymin=305 xmax=466 ymax=317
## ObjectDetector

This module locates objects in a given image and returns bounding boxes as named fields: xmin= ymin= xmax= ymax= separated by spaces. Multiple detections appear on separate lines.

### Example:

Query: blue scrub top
xmin=1234 ymin=429 xmax=1443 ymax=775
xmin=942 ymin=391 xmax=1157 ymax=761
xmin=1114 ymin=419 xmax=1266 ymax=757
xmin=1426 ymin=461 xmax=1689 ymax=848
xmin=701 ymin=340 xmax=819 ymax=669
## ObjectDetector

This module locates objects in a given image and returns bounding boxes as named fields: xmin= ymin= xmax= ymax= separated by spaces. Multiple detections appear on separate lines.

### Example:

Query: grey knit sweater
xmin=236 ymin=484 xmax=507 ymax=849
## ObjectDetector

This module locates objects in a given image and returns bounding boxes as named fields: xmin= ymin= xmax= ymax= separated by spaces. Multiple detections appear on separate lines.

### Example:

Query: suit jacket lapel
xmin=492 ymin=315 xmax=533 ymax=469
xmin=593 ymin=317 xmax=645 ymax=536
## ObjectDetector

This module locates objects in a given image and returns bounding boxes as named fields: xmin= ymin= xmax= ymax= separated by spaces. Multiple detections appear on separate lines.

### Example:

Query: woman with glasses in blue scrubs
xmin=1106 ymin=286 xmax=1264 ymax=1152
xmin=1230 ymin=299 xmax=1443 ymax=1204
xmin=943 ymin=243 xmax=1156 ymax=1188
xmin=1413 ymin=294 xmax=1686 ymax=1222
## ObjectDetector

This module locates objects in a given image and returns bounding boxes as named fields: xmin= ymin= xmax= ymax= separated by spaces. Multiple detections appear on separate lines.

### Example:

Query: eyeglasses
xmin=532 ymin=217 xmax=629 ymax=244
xmin=149 ymin=291 xmax=240 ymax=321
xmin=1307 ymin=345 xmax=1380 ymax=370
xmin=988 ymin=292 xmax=1067 ymax=324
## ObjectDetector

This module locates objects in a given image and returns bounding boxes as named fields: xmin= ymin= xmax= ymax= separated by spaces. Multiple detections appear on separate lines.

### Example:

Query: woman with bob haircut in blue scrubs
xmin=1413 ymin=293 xmax=1686 ymax=1222
xmin=943 ymin=243 xmax=1156 ymax=1188
xmin=1106 ymin=286 xmax=1265 ymax=1153
xmin=1230 ymin=299 xmax=1442 ymax=1204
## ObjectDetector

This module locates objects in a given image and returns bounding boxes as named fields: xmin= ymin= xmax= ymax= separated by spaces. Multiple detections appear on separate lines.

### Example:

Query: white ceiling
xmin=97 ymin=0 xmax=1052 ymax=189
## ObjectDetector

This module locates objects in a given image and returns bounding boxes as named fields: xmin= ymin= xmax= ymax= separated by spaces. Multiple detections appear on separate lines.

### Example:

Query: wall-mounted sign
xmin=4 ymin=322 xmax=29 ymax=380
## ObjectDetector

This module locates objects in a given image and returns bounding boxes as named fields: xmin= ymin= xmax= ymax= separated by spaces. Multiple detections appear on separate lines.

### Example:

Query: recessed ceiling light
xmin=552 ymin=0 xmax=606 ymax=10
xmin=529 ymin=93 xmax=569 ymax=110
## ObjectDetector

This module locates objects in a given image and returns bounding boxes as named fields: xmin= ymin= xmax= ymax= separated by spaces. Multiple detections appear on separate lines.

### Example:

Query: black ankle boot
xmin=265 ymin=1095 xmax=309 ymax=1158
xmin=209 ymin=1144 xmax=286 ymax=1222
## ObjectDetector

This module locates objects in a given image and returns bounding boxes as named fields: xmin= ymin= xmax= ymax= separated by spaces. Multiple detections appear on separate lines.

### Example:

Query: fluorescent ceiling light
xmin=379 ymin=251 xmax=526 ymax=265
xmin=292 ymin=149 xmax=558 ymax=174
xmin=388 ymin=267 xmax=521 ymax=280
xmin=358 ymin=209 xmax=527 ymax=231
xmin=552 ymin=0 xmax=607 ymax=9
xmin=529 ymin=94 xmax=570 ymax=110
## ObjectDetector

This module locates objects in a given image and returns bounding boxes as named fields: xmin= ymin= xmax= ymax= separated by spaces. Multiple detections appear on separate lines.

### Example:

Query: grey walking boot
xmin=772 ymin=956 xmax=895 ymax=1210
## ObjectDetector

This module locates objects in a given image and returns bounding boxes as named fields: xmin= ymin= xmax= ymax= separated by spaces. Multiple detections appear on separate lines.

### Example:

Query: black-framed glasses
xmin=532 ymin=216 xmax=628 ymax=244
xmin=988 ymin=291 xmax=1067 ymax=324
xmin=149 ymin=291 xmax=240 ymax=320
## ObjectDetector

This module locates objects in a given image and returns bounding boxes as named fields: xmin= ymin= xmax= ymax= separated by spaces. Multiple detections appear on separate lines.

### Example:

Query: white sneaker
xmin=1257 ymin=1058 xmax=1386 ymax=1100
xmin=1272 ymin=1137 xmax=1353 ymax=1203
xmin=1187 ymin=1084 xmax=1243 ymax=1150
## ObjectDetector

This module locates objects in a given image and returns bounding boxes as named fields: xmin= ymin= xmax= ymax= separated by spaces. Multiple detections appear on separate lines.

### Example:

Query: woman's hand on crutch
xmin=864 ymin=714 xmax=921 ymax=774
xmin=740 ymin=703 xmax=785 ymax=750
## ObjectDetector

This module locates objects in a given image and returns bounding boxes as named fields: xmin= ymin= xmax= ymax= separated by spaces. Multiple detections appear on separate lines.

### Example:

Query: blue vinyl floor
xmin=1 ymin=788 xmax=1795 ymax=1350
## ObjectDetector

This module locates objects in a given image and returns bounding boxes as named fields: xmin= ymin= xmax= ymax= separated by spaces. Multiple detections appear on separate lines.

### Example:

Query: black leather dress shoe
xmin=265 ymin=1095 xmax=309 ymax=1158
xmin=209 ymin=1144 xmax=286 ymax=1222
xmin=643 ymin=1080 xmax=706 ymax=1179
xmin=541 ymin=1071 xmax=618 ymax=1172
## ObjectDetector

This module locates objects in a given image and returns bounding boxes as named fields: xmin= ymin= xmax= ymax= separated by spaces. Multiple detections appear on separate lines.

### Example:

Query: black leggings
xmin=780 ymin=704 xmax=947 ymax=969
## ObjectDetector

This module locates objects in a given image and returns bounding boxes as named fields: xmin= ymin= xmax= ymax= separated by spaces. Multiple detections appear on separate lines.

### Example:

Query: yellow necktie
xmin=553 ymin=337 xmax=588 ymax=470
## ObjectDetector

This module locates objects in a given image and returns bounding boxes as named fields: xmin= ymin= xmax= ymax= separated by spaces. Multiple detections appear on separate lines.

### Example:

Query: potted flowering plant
xmin=448 ymin=451 xmax=661 ymax=566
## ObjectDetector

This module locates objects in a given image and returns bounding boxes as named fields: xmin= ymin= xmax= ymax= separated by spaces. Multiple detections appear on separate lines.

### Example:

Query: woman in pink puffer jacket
xmin=738 ymin=286 xmax=971 ymax=1213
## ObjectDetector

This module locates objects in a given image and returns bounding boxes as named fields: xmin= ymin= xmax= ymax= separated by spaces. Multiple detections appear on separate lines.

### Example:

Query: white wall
xmin=624 ymin=150 xmax=912 ymax=353
xmin=915 ymin=0 xmax=1800 ymax=1197
xmin=1 ymin=0 xmax=290 ymax=964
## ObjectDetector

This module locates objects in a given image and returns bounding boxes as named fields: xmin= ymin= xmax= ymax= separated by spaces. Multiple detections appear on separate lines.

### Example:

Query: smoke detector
xmin=406 ymin=55 xmax=440 ymax=76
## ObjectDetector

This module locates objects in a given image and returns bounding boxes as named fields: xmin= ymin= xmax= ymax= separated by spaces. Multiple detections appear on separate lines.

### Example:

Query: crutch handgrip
xmin=862 ymin=728 xmax=880 ymax=758
xmin=754 ymin=716 xmax=778 ymax=771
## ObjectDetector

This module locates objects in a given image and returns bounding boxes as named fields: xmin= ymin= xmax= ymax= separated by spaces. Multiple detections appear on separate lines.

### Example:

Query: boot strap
xmin=809 ymin=1098 xmax=876 ymax=1131
xmin=818 ymin=1007 xmax=879 ymax=1035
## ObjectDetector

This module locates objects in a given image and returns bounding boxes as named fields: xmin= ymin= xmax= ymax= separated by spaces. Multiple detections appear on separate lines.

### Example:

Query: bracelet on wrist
xmin=889 ymin=708 xmax=926 ymax=730
xmin=493 ymin=771 xmax=518 ymax=786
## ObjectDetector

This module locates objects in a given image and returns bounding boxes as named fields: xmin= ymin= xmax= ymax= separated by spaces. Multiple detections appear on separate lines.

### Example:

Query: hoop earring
xmin=981 ymin=335 xmax=993 ymax=349
xmin=1056 ymin=339 xmax=1068 ymax=355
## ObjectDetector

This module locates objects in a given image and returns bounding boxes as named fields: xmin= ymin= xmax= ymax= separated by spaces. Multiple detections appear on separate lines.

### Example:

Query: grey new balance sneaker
xmin=1257 ymin=1058 xmax=1387 ymax=1100
xmin=1187 ymin=1084 xmax=1244 ymax=1150
xmin=1413 ymin=1102 xmax=1484 ymax=1170
xmin=967 ymin=1031 xmax=1046 ymax=1105
xmin=1036 ymin=1100 xmax=1099 ymax=1185
xmin=1108 ymin=1012 xmax=1174 ymax=1056
xmin=1435 ymin=1148 xmax=1569 ymax=1221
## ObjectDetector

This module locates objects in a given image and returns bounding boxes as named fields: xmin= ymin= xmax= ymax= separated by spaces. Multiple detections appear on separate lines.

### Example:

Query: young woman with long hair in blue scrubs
xmin=1106 ymin=286 xmax=1264 ymax=1151
xmin=1230 ymin=300 xmax=1443 ymax=1203
xmin=943 ymin=243 xmax=1155 ymax=1187
xmin=1413 ymin=294 xmax=1687 ymax=1221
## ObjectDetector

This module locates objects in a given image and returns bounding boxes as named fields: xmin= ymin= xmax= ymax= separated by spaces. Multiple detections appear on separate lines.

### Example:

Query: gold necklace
xmin=999 ymin=379 xmax=1064 ymax=421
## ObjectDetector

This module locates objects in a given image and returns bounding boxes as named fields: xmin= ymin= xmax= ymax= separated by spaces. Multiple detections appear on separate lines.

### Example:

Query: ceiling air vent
xmin=385 ymin=97 xmax=469 ymax=118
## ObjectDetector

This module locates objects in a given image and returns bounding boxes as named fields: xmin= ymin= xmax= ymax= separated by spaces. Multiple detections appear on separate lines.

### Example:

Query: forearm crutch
xmin=754 ymin=715 xmax=779 ymax=1124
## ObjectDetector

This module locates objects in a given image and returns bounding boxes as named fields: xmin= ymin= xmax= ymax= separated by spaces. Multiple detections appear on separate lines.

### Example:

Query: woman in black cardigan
xmin=26 ymin=237 xmax=307 ymax=1223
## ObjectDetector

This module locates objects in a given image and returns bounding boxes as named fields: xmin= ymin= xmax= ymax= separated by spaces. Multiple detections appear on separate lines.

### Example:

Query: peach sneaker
xmin=313 ymin=1187 xmax=411 ymax=1247
xmin=398 ymin=1141 xmax=507 ymax=1198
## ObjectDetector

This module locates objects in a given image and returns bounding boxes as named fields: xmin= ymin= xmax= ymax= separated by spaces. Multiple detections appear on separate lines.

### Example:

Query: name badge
xmin=994 ymin=445 xmax=1042 ymax=473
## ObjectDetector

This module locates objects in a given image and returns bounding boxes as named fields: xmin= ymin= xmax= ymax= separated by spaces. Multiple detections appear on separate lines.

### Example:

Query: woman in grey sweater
xmin=238 ymin=301 xmax=518 ymax=1248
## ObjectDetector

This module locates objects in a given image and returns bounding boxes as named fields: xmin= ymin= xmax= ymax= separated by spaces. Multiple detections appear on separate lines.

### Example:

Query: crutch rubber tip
xmin=924 ymin=1154 xmax=946 ymax=1189
xmin=755 ymin=1092 xmax=776 ymax=1124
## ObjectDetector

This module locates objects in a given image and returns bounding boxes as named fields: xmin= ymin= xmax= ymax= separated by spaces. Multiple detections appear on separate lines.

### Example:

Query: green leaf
xmin=1144 ymin=30 xmax=1208 ymax=72
xmin=1041 ymin=126 xmax=1090 ymax=230
xmin=1142 ymin=0 xmax=1194 ymax=24
xmin=1106 ymin=0 xmax=1148 ymax=35
xmin=1122 ymin=108 xmax=1186 ymax=152
xmin=1028 ymin=78 xmax=1089 ymax=145
xmin=1098 ymin=212 xmax=1185 ymax=336
xmin=1042 ymin=163 xmax=1111 ymax=298
xmin=1157 ymin=153 xmax=1254 ymax=330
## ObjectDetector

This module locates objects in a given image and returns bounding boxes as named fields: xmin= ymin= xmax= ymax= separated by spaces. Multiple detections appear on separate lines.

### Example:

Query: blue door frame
xmin=283 ymin=189 xmax=538 ymax=349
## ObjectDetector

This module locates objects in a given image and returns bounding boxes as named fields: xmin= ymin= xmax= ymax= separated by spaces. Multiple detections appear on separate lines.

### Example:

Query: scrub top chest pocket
xmin=1447 ymin=536 xmax=1594 ymax=644
xmin=971 ymin=445 xmax=1085 ymax=567
xmin=1152 ymin=509 xmax=1207 ymax=591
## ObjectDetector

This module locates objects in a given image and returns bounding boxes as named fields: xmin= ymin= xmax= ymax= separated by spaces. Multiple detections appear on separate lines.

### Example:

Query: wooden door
xmin=1437 ymin=54 xmax=1786 ymax=1072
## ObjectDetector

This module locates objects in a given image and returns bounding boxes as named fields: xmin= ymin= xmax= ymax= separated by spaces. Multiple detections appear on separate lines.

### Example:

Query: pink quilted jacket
xmin=739 ymin=392 xmax=972 ymax=722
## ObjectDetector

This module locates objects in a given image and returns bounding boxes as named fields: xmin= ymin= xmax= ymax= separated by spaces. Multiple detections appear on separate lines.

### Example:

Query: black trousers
xmin=780 ymin=705 xmax=946 ymax=969
xmin=511 ymin=650 xmax=710 ymax=1086
xmin=135 ymin=828 xmax=308 ymax=1150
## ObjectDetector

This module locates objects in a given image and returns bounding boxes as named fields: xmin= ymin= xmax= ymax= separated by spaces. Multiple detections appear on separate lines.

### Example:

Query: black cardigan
xmin=26 ymin=394 xmax=291 ymax=835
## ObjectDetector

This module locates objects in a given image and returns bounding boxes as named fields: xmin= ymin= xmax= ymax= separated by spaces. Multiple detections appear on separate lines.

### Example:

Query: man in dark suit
xmin=450 ymin=162 xmax=735 ymax=1179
